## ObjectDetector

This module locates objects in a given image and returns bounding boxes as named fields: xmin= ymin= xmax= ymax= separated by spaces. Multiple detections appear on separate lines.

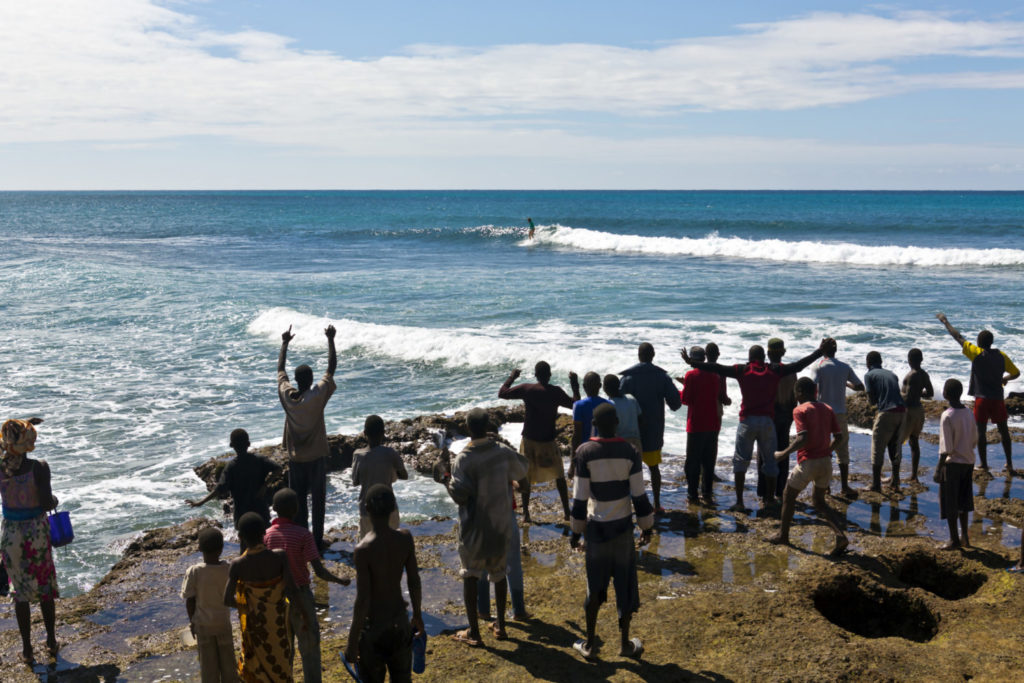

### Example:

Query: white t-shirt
xmin=609 ymin=395 xmax=642 ymax=441
xmin=939 ymin=406 xmax=977 ymax=465
xmin=180 ymin=561 xmax=233 ymax=636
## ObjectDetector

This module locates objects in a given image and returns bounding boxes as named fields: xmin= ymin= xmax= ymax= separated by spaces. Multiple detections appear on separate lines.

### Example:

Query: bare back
xmin=354 ymin=527 xmax=416 ymax=619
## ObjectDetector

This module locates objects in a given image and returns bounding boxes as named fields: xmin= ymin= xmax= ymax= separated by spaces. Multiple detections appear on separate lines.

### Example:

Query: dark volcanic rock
xmin=192 ymin=405 xmax=576 ymax=499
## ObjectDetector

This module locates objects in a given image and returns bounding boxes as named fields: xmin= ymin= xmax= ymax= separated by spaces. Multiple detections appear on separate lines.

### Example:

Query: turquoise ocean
xmin=2 ymin=190 xmax=1023 ymax=595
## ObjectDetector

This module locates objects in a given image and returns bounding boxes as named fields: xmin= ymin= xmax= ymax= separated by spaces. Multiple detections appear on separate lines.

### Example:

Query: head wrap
xmin=1 ymin=419 xmax=39 ymax=477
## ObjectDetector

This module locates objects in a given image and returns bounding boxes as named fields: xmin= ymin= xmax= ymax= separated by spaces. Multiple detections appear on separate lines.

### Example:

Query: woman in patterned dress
xmin=0 ymin=418 xmax=60 ymax=664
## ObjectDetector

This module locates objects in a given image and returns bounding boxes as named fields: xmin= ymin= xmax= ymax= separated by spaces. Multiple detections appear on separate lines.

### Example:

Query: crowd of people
xmin=1 ymin=313 xmax=1021 ymax=681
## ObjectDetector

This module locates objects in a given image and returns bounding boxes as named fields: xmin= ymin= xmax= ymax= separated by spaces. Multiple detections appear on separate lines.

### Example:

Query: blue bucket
xmin=49 ymin=511 xmax=74 ymax=547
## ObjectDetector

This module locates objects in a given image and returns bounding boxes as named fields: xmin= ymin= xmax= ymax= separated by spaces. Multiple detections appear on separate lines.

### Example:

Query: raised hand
xmin=325 ymin=324 xmax=336 ymax=340
xmin=568 ymin=371 xmax=579 ymax=386
xmin=509 ymin=368 xmax=522 ymax=381
xmin=282 ymin=325 xmax=295 ymax=343
xmin=681 ymin=348 xmax=694 ymax=365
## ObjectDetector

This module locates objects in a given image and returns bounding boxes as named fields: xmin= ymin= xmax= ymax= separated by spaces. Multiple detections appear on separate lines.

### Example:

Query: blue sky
xmin=2 ymin=1 xmax=1024 ymax=189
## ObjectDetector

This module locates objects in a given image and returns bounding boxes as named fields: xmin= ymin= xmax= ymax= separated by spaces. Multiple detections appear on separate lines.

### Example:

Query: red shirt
xmin=792 ymin=401 xmax=840 ymax=463
xmin=263 ymin=517 xmax=319 ymax=587
xmin=733 ymin=363 xmax=783 ymax=420
xmin=681 ymin=368 xmax=721 ymax=433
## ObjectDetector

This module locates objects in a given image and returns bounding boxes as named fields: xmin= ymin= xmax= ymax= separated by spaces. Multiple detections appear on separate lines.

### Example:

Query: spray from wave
xmin=528 ymin=226 xmax=1024 ymax=267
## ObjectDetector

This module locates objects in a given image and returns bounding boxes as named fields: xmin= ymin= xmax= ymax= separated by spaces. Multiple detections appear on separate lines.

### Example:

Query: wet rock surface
xmin=4 ymin=414 xmax=1024 ymax=681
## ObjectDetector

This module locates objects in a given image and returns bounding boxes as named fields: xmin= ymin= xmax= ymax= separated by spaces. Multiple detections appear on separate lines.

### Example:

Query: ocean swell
xmin=528 ymin=226 xmax=1024 ymax=267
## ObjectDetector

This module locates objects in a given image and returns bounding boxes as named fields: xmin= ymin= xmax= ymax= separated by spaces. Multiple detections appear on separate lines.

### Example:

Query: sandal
xmin=491 ymin=622 xmax=508 ymax=641
xmin=620 ymin=637 xmax=644 ymax=658
xmin=452 ymin=628 xmax=482 ymax=647
xmin=573 ymin=639 xmax=595 ymax=660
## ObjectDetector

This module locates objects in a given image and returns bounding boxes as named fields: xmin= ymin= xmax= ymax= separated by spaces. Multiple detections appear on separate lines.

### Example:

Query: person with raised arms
xmin=278 ymin=323 xmax=337 ymax=554
xmin=937 ymin=313 xmax=1020 ymax=473
xmin=682 ymin=338 xmax=829 ymax=512
xmin=499 ymin=362 xmax=580 ymax=523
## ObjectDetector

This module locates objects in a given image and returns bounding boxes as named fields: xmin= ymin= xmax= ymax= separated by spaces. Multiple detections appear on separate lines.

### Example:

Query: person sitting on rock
xmin=186 ymin=429 xmax=282 ymax=545
xmin=351 ymin=415 xmax=408 ymax=541
xmin=768 ymin=378 xmax=849 ymax=557
xmin=498 ymin=362 xmax=579 ymax=523
xmin=935 ymin=379 xmax=977 ymax=551
xmin=446 ymin=408 xmax=528 ymax=646
xmin=346 ymin=484 xmax=425 ymax=682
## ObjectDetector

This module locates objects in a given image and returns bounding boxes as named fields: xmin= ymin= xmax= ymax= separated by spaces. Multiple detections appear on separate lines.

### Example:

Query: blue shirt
xmin=573 ymin=395 xmax=611 ymax=441
xmin=864 ymin=366 xmax=905 ymax=412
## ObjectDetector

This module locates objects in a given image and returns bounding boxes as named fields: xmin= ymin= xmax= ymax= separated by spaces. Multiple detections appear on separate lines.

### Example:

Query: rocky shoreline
xmin=1 ymin=403 xmax=1023 ymax=681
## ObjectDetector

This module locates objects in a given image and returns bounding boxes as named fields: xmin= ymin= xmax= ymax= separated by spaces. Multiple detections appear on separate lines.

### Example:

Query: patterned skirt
xmin=1 ymin=514 xmax=59 ymax=602
xmin=237 ymin=576 xmax=293 ymax=682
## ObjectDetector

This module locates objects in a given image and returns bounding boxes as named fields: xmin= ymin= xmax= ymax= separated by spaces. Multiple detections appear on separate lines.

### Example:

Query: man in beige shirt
xmin=278 ymin=324 xmax=336 ymax=553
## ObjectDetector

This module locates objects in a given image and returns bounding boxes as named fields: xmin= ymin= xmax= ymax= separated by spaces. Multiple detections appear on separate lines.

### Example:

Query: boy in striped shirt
xmin=570 ymin=403 xmax=654 ymax=660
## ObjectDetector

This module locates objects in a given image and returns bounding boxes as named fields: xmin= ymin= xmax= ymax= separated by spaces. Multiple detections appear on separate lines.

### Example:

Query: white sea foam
xmin=528 ymin=226 xmax=1024 ymax=268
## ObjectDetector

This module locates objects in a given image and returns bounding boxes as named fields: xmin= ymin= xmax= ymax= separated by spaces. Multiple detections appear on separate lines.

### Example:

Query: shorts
xmin=939 ymin=462 xmax=975 ymax=519
xmin=833 ymin=413 xmax=850 ymax=465
xmin=973 ymin=397 xmax=1008 ymax=424
xmin=459 ymin=540 xmax=508 ymax=582
xmin=585 ymin=529 xmax=639 ymax=619
xmin=520 ymin=438 xmax=564 ymax=484
xmin=359 ymin=611 xmax=413 ymax=683
xmin=641 ymin=449 xmax=662 ymax=467
xmin=786 ymin=457 xmax=832 ymax=492
xmin=900 ymin=406 xmax=926 ymax=442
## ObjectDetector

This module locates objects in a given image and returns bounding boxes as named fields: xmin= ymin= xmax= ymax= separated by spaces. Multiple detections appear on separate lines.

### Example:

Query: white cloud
xmin=1 ymin=1 xmax=1023 ymax=151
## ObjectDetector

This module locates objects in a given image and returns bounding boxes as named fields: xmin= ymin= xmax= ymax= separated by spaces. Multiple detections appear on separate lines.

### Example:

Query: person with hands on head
xmin=570 ymin=403 xmax=654 ymax=661
xmin=936 ymin=312 xmax=1020 ymax=473
xmin=224 ymin=512 xmax=304 ymax=683
xmin=767 ymin=378 xmax=849 ymax=558
xmin=345 ymin=484 xmax=424 ymax=683
xmin=278 ymin=323 xmax=337 ymax=553
xmin=0 ymin=417 xmax=61 ymax=665
xmin=498 ymin=362 xmax=580 ymax=523
xmin=681 ymin=338 xmax=829 ymax=513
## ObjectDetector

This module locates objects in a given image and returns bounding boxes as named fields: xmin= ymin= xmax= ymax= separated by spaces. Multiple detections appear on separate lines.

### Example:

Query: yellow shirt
xmin=961 ymin=341 xmax=1019 ymax=376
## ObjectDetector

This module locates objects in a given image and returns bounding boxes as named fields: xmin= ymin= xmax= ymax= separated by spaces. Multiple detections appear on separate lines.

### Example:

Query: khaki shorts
xmin=520 ymin=437 xmax=564 ymax=484
xmin=833 ymin=413 xmax=850 ymax=465
xmin=358 ymin=508 xmax=400 ymax=541
xmin=787 ymin=457 xmax=832 ymax=491
xmin=900 ymin=406 xmax=925 ymax=443
xmin=642 ymin=449 xmax=662 ymax=467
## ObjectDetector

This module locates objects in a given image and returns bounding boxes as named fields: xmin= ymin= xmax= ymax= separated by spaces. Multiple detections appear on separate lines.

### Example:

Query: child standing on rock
xmin=180 ymin=527 xmax=238 ymax=683
xmin=936 ymin=379 xmax=977 ymax=551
